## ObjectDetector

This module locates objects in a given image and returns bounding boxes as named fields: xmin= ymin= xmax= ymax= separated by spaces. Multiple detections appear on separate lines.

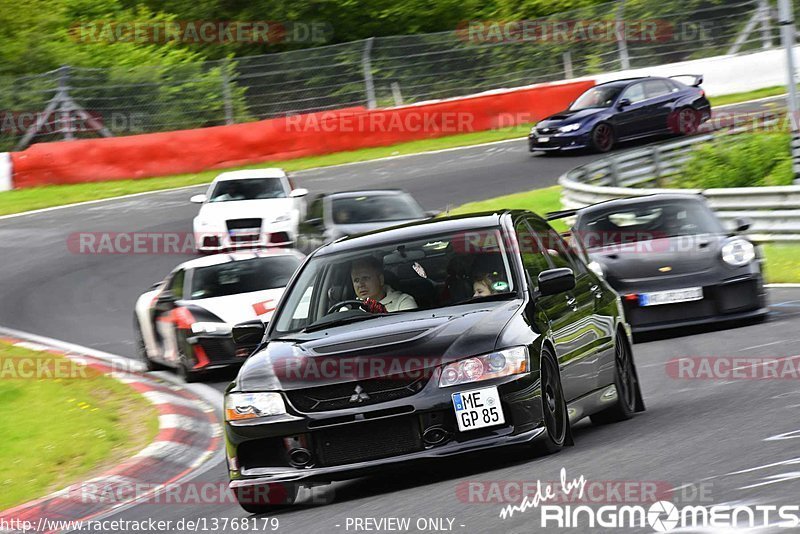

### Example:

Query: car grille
xmin=537 ymin=127 xmax=556 ymax=134
xmin=314 ymin=416 xmax=423 ymax=466
xmin=197 ymin=337 xmax=255 ymax=361
xmin=226 ymin=218 xmax=262 ymax=231
xmin=286 ymin=374 xmax=430 ymax=412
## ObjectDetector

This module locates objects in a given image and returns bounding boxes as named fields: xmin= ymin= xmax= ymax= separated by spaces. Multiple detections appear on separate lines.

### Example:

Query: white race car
xmin=191 ymin=168 xmax=308 ymax=253
xmin=133 ymin=250 xmax=304 ymax=381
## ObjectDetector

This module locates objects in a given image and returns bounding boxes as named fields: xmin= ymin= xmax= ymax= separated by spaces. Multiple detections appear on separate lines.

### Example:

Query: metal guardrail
xmin=559 ymin=132 xmax=800 ymax=242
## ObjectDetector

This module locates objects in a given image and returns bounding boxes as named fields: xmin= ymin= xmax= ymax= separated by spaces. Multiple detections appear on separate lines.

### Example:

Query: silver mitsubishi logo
xmin=349 ymin=384 xmax=370 ymax=403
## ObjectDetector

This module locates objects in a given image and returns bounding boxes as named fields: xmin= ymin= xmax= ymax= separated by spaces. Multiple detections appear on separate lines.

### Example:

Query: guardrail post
xmin=652 ymin=146 xmax=663 ymax=187
xmin=562 ymin=51 xmax=574 ymax=79
xmin=608 ymin=158 xmax=619 ymax=186
xmin=362 ymin=37 xmax=377 ymax=110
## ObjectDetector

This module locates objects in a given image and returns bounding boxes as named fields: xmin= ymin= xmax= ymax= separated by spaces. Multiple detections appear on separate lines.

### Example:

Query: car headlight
xmin=588 ymin=260 xmax=604 ymax=278
xmin=530 ymin=126 xmax=538 ymax=135
xmin=191 ymin=322 xmax=231 ymax=335
xmin=439 ymin=347 xmax=528 ymax=388
xmin=273 ymin=213 xmax=292 ymax=223
xmin=558 ymin=123 xmax=581 ymax=133
xmin=225 ymin=392 xmax=286 ymax=421
xmin=721 ymin=238 xmax=755 ymax=266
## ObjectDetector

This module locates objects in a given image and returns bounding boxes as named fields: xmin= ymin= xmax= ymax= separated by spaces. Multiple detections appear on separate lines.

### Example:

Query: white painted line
xmin=715 ymin=94 xmax=787 ymax=109
xmin=765 ymin=283 xmax=800 ymax=288
xmin=13 ymin=340 xmax=49 ymax=351
xmin=142 ymin=390 xmax=205 ymax=410
xmin=0 ymin=153 xmax=11 ymax=192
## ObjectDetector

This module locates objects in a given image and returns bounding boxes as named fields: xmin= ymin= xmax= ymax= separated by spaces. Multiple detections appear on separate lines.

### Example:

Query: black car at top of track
xmin=529 ymin=75 xmax=711 ymax=153
xmin=223 ymin=210 xmax=644 ymax=513
xmin=561 ymin=194 xmax=768 ymax=332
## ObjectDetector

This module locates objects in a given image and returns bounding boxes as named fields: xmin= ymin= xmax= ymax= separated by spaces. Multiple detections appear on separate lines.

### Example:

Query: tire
xmin=234 ymin=483 xmax=300 ymax=514
xmin=532 ymin=347 xmax=569 ymax=455
xmin=591 ymin=330 xmax=637 ymax=424
xmin=176 ymin=335 xmax=202 ymax=383
xmin=590 ymin=123 xmax=615 ymax=153
xmin=134 ymin=317 xmax=166 ymax=372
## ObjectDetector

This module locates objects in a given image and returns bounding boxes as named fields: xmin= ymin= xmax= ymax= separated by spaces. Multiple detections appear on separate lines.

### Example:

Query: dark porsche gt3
xmin=223 ymin=210 xmax=645 ymax=513
xmin=529 ymin=76 xmax=711 ymax=153
xmin=561 ymin=194 xmax=768 ymax=332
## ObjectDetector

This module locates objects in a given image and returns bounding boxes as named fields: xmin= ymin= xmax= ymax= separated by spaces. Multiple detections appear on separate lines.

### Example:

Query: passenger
xmin=350 ymin=256 xmax=418 ymax=312
xmin=472 ymin=272 xmax=509 ymax=298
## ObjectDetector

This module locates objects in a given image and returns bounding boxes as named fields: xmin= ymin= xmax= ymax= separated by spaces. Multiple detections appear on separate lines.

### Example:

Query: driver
xmin=350 ymin=256 xmax=418 ymax=313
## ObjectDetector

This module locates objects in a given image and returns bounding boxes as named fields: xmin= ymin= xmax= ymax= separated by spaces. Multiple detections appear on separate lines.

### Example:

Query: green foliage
xmin=673 ymin=133 xmax=794 ymax=189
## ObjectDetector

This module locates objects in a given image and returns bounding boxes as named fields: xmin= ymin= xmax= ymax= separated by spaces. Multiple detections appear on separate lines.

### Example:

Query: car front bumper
xmin=194 ymin=224 xmax=296 ymax=253
xmin=188 ymin=333 xmax=257 ymax=370
xmin=619 ymin=273 xmax=767 ymax=332
xmin=528 ymin=132 xmax=588 ymax=152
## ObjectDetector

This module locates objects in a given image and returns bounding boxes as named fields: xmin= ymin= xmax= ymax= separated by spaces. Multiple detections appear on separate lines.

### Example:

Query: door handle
xmin=566 ymin=296 xmax=578 ymax=310
xmin=590 ymin=285 xmax=603 ymax=299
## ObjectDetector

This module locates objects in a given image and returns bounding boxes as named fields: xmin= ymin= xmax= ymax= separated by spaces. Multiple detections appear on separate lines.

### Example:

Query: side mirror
xmin=305 ymin=217 xmax=323 ymax=228
xmin=155 ymin=290 xmax=177 ymax=308
xmin=232 ymin=320 xmax=267 ymax=347
xmin=190 ymin=194 xmax=207 ymax=204
xmin=290 ymin=188 xmax=309 ymax=198
xmin=734 ymin=217 xmax=751 ymax=233
xmin=425 ymin=210 xmax=441 ymax=218
xmin=617 ymin=98 xmax=631 ymax=109
xmin=538 ymin=268 xmax=576 ymax=297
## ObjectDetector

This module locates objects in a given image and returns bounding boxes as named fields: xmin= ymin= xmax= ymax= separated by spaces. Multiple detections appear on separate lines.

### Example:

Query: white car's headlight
xmin=272 ymin=213 xmax=292 ymax=223
xmin=191 ymin=322 xmax=231 ymax=335
xmin=558 ymin=123 xmax=581 ymax=133
xmin=721 ymin=238 xmax=755 ymax=266
xmin=439 ymin=347 xmax=528 ymax=388
xmin=225 ymin=392 xmax=286 ymax=421
xmin=588 ymin=260 xmax=604 ymax=278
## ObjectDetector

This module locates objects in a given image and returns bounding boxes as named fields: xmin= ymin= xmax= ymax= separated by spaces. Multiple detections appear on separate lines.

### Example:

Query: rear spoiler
xmin=669 ymin=74 xmax=703 ymax=87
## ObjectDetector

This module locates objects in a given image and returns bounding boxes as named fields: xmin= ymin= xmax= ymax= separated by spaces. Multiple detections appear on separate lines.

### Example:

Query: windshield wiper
xmin=301 ymin=312 xmax=390 ymax=333
xmin=458 ymin=292 xmax=516 ymax=305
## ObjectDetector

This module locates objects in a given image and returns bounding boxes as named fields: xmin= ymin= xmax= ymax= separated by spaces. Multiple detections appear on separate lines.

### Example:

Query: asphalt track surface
xmin=2 ymin=97 xmax=800 ymax=533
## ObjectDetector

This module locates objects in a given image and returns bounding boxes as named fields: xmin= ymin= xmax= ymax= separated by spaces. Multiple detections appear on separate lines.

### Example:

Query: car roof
xmin=320 ymin=189 xmax=408 ymax=199
xmin=315 ymin=210 xmax=543 ymax=256
xmin=213 ymin=168 xmax=287 ymax=181
xmin=576 ymin=193 xmax=708 ymax=219
xmin=594 ymin=76 xmax=669 ymax=88
xmin=175 ymin=249 xmax=305 ymax=270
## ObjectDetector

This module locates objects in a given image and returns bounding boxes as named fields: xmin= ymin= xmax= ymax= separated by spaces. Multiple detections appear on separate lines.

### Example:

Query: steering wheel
xmin=326 ymin=299 xmax=366 ymax=315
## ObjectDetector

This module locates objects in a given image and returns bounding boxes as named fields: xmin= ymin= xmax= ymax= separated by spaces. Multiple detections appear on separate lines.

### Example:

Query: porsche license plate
xmin=452 ymin=386 xmax=505 ymax=431
xmin=537 ymin=136 xmax=550 ymax=143
xmin=639 ymin=287 xmax=703 ymax=306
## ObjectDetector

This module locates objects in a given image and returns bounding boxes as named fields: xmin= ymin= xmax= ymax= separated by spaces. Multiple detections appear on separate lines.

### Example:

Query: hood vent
xmin=311 ymin=329 xmax=429 ymax=355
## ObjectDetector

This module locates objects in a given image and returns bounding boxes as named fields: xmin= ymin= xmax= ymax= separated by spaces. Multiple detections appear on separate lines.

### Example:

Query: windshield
xmin=569 ymin=86 xmax=624 ymax=111
xmin=331 ymin=194 xmax=425 ymax=224
xmin=208 ymin=178 xmax=287 ymax=202
xmin=576 ymin=201 xmax=725 ymax=250
xmin=189 ymin=256 xmax=301 ymax=299
xmin=272 ymin=228 xmax=516 ymax=335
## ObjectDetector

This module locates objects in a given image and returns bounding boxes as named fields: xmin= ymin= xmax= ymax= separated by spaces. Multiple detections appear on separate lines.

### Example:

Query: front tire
xmin=177 ymin=335 xmax=202 ymax=383
xmin=532 ymin=347 xmax=569 ymax=455
xmin=591 ymin=330 xmax=637 ymax=424
xmin=134 ymin=317 xmax=166 ymax=371
xmin=590 ymin=123 xmax=615 ymax=153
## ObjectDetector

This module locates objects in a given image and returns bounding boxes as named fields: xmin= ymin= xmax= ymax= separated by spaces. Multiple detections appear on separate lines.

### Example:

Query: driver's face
xmin=351 ymin=266 xmax=384 ymax=301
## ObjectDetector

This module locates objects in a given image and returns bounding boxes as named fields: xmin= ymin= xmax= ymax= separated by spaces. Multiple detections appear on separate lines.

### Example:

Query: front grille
xmin=314 ymin=416 xmax=422 ymax=466
xmin=537 ymin=127 xmax=556 ymax=134
xmin=197 ymin=337 xmax=255 ymax=361
xmin=286 ymin=373 xmax=430 ymax=412
xmin=226 ymin=218 xmax=262 ymax=231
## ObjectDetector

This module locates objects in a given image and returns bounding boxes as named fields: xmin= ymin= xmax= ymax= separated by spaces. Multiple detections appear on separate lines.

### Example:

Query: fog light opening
xmin=423 ymin=426 xmax=449 ymax=446
xmin=288 ymin=447 xmax=313 ymax=467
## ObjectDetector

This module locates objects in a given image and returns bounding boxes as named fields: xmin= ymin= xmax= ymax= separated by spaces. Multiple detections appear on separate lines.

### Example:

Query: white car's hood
xmin=192 ymin=287 xmax=285 ymax=325
xmin=198 ymin=198 xmax=296 ymax=223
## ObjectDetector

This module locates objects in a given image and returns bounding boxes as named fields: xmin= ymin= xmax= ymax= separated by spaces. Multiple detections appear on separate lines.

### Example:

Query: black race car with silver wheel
xmin=223 ymin=210 xmax=644 ymax=513
xmin=134 ymin=250 xmax=304 ymax=382
xmin=557 ymin=194 xmax=768 ymax=332
xmin=529 ymin=75 xmax=711 ymax=154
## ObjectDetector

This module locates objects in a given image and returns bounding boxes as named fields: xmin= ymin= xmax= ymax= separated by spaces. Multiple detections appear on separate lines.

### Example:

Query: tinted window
xmin=331 ymin=194 xmax=425 ymax=224
xmin=644 ymin=79 xmax=672 ymax=99
xmin=170 ymin=270 xmax=185 ymax=299
xmin=189 ymin=256 xmax=301 ymax=299
xmin=621 ymin=83 xmax=646 ymax=103
xmin=576 ymin=201 xmax=725 ymax=250
xmin=515 ymin=220 xmax=550 ymax=282
xmin=307 ymin=196 xmax=324 ymax=220
xmin=569 ymin=85 xmax=624 ymax=110
xmin=209 ymin=178 xmax=286 ymax=202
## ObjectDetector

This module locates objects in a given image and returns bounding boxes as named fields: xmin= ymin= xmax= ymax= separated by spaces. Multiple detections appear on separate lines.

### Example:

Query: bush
xmin=673 ymin=133 xmax=794 ymax=189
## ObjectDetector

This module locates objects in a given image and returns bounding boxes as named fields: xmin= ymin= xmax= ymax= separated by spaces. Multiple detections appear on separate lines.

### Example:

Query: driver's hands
xmin=360 ymin=298 xmax=387 ymax=314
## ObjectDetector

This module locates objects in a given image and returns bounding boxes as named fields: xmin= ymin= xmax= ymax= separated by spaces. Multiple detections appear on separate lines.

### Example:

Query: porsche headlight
xmin=438 ymin=347 xmax=528 ymax=388
xmin=225 ymin=392 xmax=286 ymax=421
xmin=721 ymin=238 xmax=755 ymax=266
xmin=558 ymin=123 xmax=581 ymax=133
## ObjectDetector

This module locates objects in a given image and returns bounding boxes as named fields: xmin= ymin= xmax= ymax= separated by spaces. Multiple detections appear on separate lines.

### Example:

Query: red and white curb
xmin=0 ymin=328 xmax=224 ymax=533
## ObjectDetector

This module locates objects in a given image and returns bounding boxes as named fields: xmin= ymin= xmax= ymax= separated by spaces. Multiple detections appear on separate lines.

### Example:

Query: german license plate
xmin=452 ymin=386 xmax=505 ymax=432
xmin=537 ymin=136 xmax=550 ymax=143
xmin=639 ymin=287 xmax=703 ymax=306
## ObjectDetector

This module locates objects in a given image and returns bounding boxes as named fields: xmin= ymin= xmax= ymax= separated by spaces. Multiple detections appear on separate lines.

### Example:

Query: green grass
xmin=448 ymin=186 xmax=800 ymax=283
xmin=708 ymin=86 xmax=786 ymax=107
xmin=0 ymin=342 xmax=159 ymax=509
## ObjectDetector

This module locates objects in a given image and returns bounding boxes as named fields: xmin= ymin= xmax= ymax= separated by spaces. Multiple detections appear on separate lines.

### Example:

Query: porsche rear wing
xmin=669 ymin=74 xmax=703 ymax=87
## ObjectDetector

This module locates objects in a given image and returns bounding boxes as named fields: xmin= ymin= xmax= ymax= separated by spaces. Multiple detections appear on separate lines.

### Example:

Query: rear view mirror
xmin=617 ymin=98 xmax=631 ymax=109
xmin=538 ymin=268 xmax=576 ymax=297
xmin=190 ymin=194 xmax=207 ymax=204
xmin=734 ymin=217 xmax=751 ymax=233
xmin=232 ymin=320 xmax=266 ymax=347
xmin=306 ymin=217 xmax=323 ymax=228
xmin=290 ymin=188 xmax=309 ymax=198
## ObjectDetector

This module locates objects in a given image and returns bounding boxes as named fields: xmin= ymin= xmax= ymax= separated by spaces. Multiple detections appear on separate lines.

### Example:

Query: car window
xmin=644 ymin=79 xmax=673 ymax=99
xmin=331 ymin=194 xmax=425 ymax=224
xmin=170 ymin=269 xmax=185 ymax=299
xmin=621 ymin=83 xmax=645 ymax=104
xmin=569 ymin=85 xmax=624 ymax=110
xmin=547 ymin=229 xmax=588 ymax=275
xmin=189 ymin=256 xmax=301 ymax=299
xmin=515 ymin=220 xmax=550 ymax=284
xmin=208 ymin=178 xmax=287 ymax=202
xmin=307 ymin=196 xmax=324 ymax=221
